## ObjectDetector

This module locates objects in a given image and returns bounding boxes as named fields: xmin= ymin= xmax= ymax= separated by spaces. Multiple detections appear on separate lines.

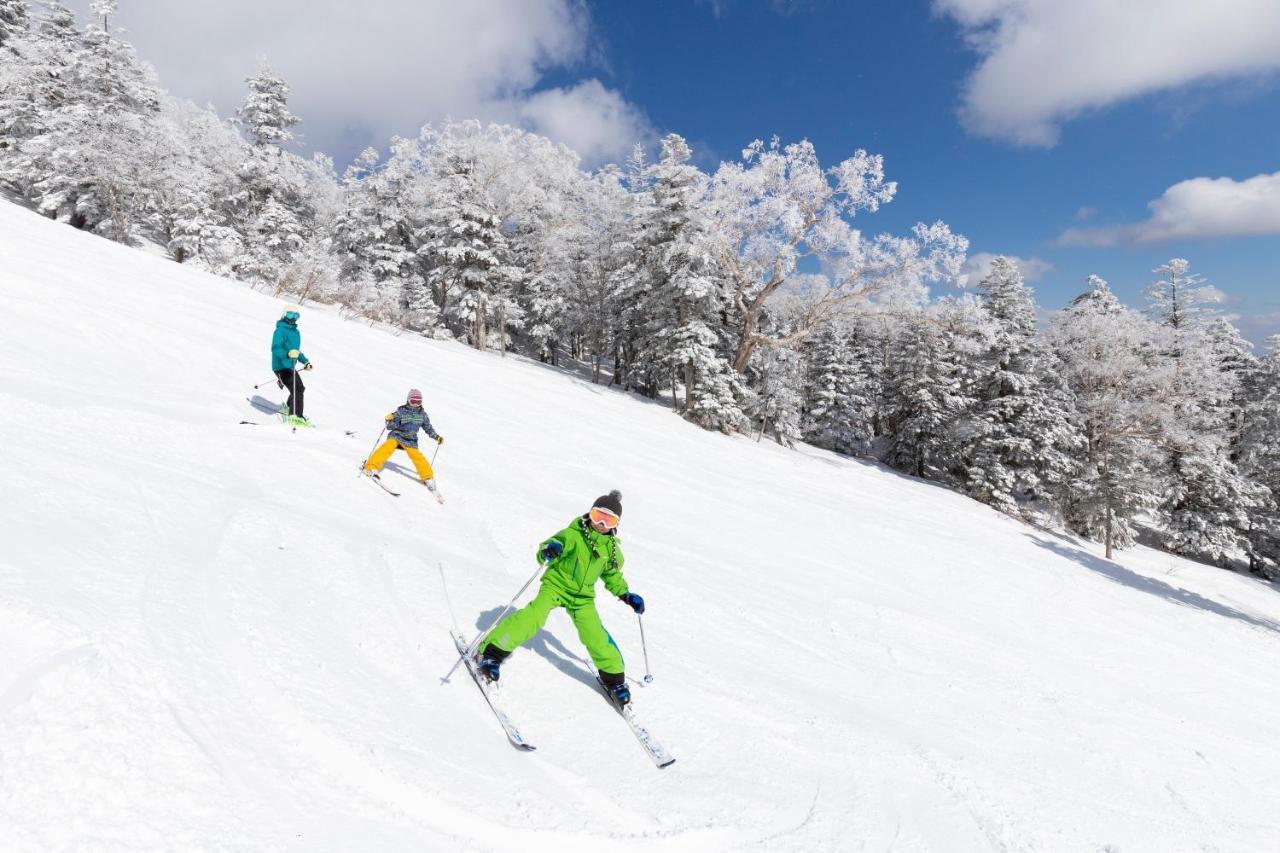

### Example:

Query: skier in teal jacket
xmin=271 ymin=306 xmax=312 ymax=420
xmin=476 ymin=490 xmax=645 ymax=706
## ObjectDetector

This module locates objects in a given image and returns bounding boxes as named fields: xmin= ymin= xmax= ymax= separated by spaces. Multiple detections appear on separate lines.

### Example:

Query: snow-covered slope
xmin=2 ymin=199 xmax=1279 ymax=852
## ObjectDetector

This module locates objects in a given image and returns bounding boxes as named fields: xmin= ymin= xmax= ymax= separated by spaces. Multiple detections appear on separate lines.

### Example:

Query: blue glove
xmin=620 ymin=592 xmax=645 ymax=614
xmin=539 ymin=540 xmax=563 ymax=562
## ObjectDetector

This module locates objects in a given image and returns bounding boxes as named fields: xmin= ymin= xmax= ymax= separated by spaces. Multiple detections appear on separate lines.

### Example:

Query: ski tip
xmin=658 ymin=758 xmax=676 ymax=769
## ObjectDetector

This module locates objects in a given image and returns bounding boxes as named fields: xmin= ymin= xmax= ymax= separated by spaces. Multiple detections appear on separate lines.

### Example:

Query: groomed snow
xmin=2 ymin=199 xmax=1279 ymax=851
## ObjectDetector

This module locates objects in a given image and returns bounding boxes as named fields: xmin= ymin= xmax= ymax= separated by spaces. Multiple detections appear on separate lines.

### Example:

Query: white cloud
xmin=1059 ymin=171 xmax=1280 ymax=246
xmin=515 ymin=81 xmax=653 ymax=167
xmin=935 ymin=0 xmax=1280 ymax=145
xmin=67 ymin=0 xmax=651 ymax=165
xmin=1231 ymin=309 xmax=1280 ymax=347
xmin=959 ymin=252 xmax=1052 ymax=287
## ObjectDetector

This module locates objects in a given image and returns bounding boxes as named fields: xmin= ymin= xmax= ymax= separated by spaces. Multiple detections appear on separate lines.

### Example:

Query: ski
xmin=451 ymin=631 xmax=536 ymax=751
xmin=363 ymin=473 xmax=400 ymax=497
xmin=597 ymin=678 xmax=676 ymax=769
xmin=424 ymin=481 xmax=445 ymax=504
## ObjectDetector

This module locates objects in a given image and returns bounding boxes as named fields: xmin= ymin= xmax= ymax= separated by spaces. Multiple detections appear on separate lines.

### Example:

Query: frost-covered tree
xmin=332 ymin=142 xmax=428 ymax=326
xmin=419 ymin=151 xmax=521 ymax=349
xmin=148 ymin=99 xmax=245 ymax=268
xmin=1 ymin=0 xmax=162 ymax=240
xmin=229 ymin=63 xmax=315 ymax=282
xmin=882 ymin=301 xmax=974 ymax=480
xmin=1157 ymin=317 xmax=1267 ymax=565
xmin=1049 ymin=276 xmax=1166 ymax=558
xmin=1141 ymin=261 xmax=1262 ymax=565
xmin=802 ymin=313 xmax=886 ymax=454
xmin=414 ymin=121 xmax=580 ymax=352
xmin=0 ymin=0 xmax=28 ymax=47
xmin=748 ymin=342 xmax=802 ymax=444
xmin=540 ymin=164 xmax=632 ymax=378
xmin=0 ymin=1 xmax=83 ymax=207
xmin=801 ymin=321 xmax=861 ymax=453
xmin=236 ymin=62 xmax=298 ymax=149
xmin=623 ymin=134 xmax=742 ymax=425
xmin=708 ymin=137 xmax=966 ymax=374
xmin=960 ymin=257 xmax=1082 ymax=517
xmin=1239 ymin=336 xmax=1280 ymax=578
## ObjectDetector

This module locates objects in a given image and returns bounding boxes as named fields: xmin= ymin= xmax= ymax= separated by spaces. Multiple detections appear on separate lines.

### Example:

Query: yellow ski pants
xmin=364 ymin=439 xmax=434 ymax=480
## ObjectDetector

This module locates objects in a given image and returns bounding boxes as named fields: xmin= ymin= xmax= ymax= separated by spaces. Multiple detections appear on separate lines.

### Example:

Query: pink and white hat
xmin=407 ymin=388 xmax=423 ymax=405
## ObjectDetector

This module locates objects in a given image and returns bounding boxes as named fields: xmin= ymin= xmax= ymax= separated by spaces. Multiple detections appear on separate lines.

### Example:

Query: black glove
xmin=620 ymin=592 xmax=645 ymax=614
xmin=539 ymin=540 xmax=563 ymax=562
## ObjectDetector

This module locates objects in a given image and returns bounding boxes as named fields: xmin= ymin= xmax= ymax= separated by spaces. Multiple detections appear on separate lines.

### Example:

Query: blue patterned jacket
xmin=386 ymin=404 xmax=438 ymax=449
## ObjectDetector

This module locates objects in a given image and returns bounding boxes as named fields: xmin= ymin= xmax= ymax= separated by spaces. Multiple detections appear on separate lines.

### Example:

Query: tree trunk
xmin=683 ymin=361 xmax=694 ymax=412
xmin=732 ymin=308 xmax=759 ymax=373
xmin=472 ymin=299 xmax=487 ymax=351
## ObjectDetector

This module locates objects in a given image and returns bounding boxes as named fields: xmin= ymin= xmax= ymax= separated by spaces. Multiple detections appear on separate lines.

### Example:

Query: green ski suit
xmin=484 ymin=516 xmax=630 ymax=675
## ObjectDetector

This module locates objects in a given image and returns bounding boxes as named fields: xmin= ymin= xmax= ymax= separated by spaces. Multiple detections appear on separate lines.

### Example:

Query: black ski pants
xmin=274 ymin=368 xmax=305 ymax=418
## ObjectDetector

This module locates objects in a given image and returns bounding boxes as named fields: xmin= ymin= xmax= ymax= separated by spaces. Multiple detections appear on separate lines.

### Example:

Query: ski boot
xmin=423 ymin=478 xmax=444 ymax=503
xmin=476 ymin=644 xmax=506 ymax=683
xmin=601 ymin=672 xmax=630 ymax=707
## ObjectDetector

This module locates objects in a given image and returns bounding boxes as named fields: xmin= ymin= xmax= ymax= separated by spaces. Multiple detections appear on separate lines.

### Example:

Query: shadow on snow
xmin=1027 ymin=533 xmax=1280 ymax=635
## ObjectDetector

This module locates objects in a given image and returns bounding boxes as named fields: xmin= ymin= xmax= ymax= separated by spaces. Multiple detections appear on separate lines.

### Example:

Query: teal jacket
xmin=537 ymin=516 xmax=628 ymax=604
xmin=271 ymin=319 xmax=309 ymax=371
xmin=386 ymin=404 xmax=438 ymax=449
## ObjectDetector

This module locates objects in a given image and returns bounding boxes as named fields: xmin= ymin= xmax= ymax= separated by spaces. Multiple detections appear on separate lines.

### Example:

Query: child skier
xmin=362 ymin=389 xmax=445 ymax=496
xmin=476 ymin=490 xmax=646 ymax=707
xmin=270 ymin=305 xmax=312 ymax=423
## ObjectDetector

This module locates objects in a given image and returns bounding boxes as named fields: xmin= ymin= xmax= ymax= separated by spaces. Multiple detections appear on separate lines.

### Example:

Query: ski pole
xmin=253 ymin=376 xmax=281 ymax=390
xmin=637 ymin=613 xmax=654 ymax=683
xmin=441 ymin=560 xmax=548 ymax=684
xmin=430 ymin=441 xmax=441 ymax=468
xmin=357 ymin=426 xmax=386 ymax=477
xmin=437 ymin=561 xmax=460 ymax=634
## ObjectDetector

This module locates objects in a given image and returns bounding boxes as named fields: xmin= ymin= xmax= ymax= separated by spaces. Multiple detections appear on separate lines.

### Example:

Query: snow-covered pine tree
xmin=419 ymin=150 xmax=520 ymax=350
xmin=1049 ymin=276 xmax=1164 ymax=558
xmin=230 ymin=63 xmax=312 ymax=283
xmin=530 ymin=164 xmax=630 ymax=371
xmin=1239 ymin=335 xmax=1280 ymax=578
xmin=151 ymin=100 xmax=245 ymax=270
xmin=332 ymin=143 xmax=430 ymax=328
xmin=236 ymin=62 xmax=298 ymax=149
xmin=632 ymin=134 xmax=743 ymax=427
xmin=0 ymin=0 xmax=28 ymax=48
xmin=606 ymin=144 xmax=662 ymax=394
xmin=1144 ymin=261 xmax=1262 ymax=565
xmin=749 ymin=341 xmax=802 ymax=444
xmin=1159 ymin=317 xmax=1267 ymax=565
xmin=882 ymin=301 xmax=973 ymax=480
xmin=0 ymin=1 xmax=84 ymax=213
xmin=960 ymin=256 xmax=1082 ymax=517
xmin=800 ymin=317 xmax=876 ymax=454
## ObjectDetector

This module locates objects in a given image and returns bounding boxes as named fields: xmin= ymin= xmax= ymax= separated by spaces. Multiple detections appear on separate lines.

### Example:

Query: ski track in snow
xmin=3 ymin=200 xmax=1280 ymax=850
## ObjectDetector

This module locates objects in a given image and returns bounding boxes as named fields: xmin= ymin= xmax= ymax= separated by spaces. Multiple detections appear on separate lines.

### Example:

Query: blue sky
xmin=582 ymin=1 xmax=1280 ymax=342
xmin=80 ymin=0 xmax=1280 ymax=342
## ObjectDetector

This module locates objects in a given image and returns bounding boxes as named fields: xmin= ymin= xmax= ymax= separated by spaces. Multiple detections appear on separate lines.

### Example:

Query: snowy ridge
xmin=1 ymin=199 xmax=1279 ymax=851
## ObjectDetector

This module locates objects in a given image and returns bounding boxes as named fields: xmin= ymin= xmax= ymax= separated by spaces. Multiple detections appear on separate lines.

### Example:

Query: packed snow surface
xmin=2 ymin=199 xmax=1279 ymax=852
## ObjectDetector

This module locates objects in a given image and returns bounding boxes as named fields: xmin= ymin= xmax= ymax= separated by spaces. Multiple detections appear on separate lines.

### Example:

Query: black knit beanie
xmin=592 ymin=490 xmax=622 ymax=517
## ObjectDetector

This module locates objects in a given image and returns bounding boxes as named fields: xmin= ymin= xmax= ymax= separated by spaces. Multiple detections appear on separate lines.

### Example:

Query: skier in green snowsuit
xmin=477 ymin=490 xmax=645 ymax=706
